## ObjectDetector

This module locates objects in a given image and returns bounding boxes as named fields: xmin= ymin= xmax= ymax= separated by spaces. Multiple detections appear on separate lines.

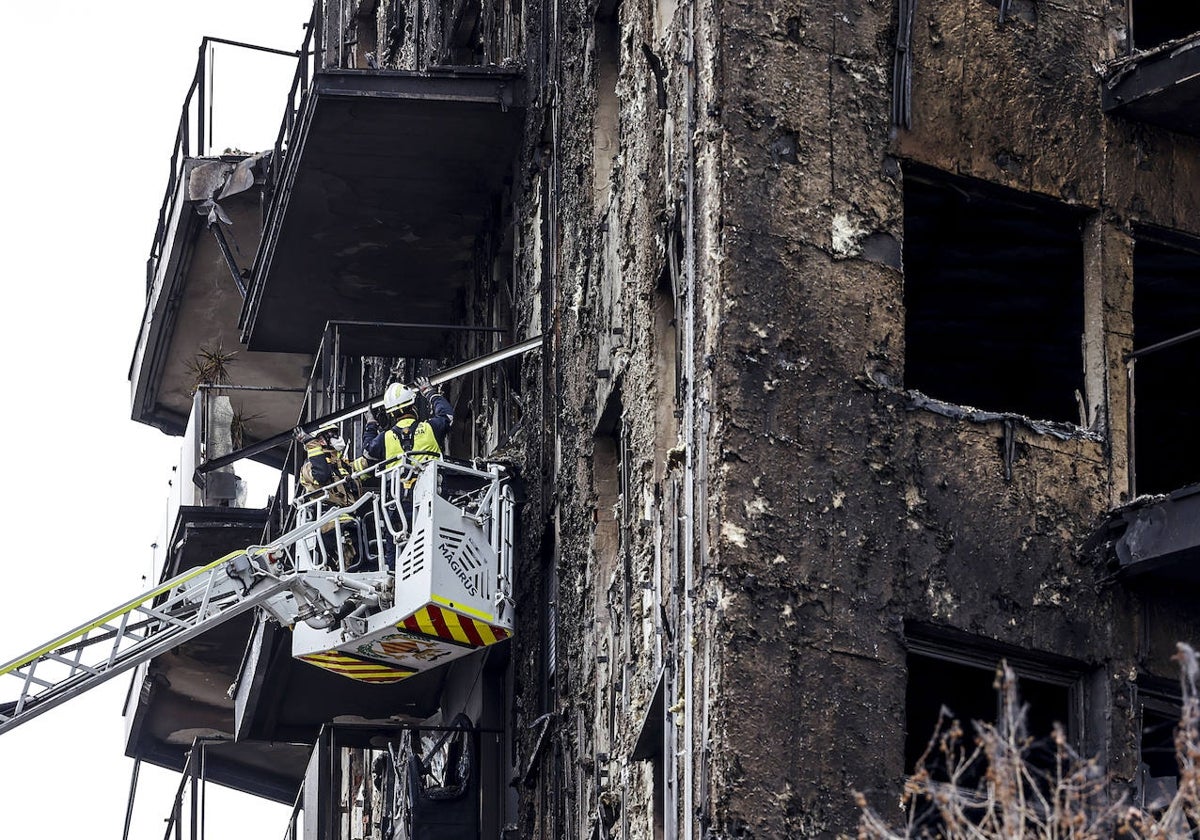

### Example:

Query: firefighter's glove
xmin=416 ymin=375 xmax=435 ymax=396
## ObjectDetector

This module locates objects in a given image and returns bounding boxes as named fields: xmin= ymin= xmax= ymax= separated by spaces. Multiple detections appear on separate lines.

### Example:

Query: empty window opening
xmin=593 ymin=2 xmax=621 ymax=212
xmin=594 ymin=393 xmax=629 ymax=574
xmin=903 ymin=166 xmax=1087 ymax=423
xmin=905 ymin=652 xmax=1073 ymax=835
xmin=1136 ymin=679 xmax=1182 ymax=807
xmin=352 ymin=0 xmax=379 ymax=68
xmin=445 ymin=0 xmax=484 ymax=64
xmin=906 ymin=653 xmax=1073 ymax=778
xmin=632 ymin=674 xmax=669 ymax=840
xmin=653 ymin=266 xmax=680 ymax=478
xmin=1131 ymin=228 xmax=1200 ymax=495
xmin=1131 ymin=1 xmax=1200 ymax=51
xmin=983 ymin=0 xmax=1036 ymax=26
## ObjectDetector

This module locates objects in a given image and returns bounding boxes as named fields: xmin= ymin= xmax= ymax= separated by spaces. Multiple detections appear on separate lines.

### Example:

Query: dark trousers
xmin=319 ymin=517 xmax=368 ymax=571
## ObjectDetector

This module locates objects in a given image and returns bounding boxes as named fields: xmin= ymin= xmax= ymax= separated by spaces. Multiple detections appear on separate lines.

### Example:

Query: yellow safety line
xmin=430 ymin=594 xmax=494 ymax=624
xmin=0 ymin=549 xmax=248 ymax=676
xmin=413 ymin=608 xmax=438 ymax=637
xmin=476 ymin=624 xmax=501 ymax=645
xmin=299 ymin=652 xmax=414 ymax=679
xmin=439 ymin=612 xmax=473 ymax=645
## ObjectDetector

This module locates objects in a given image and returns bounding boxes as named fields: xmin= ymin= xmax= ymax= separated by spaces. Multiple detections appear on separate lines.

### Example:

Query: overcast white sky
xmin=0 ymin=2 xmax=314 ymax=835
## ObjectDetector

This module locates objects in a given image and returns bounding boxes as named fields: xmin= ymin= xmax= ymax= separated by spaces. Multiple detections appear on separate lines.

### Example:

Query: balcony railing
xmin=255 ymin=319 xmax=507 ymax=539
xmin=149 ymin=737 xmax=222 ymax=840
xmin=145 ymin=0 xmax=525 ymax=309
xmin=287 ymin=722 xmax=503 ymax=840
xmin=263 ymin=0 xmax=523 ymax=196
xmin=146 ymin=38 xmax=300 ymax=293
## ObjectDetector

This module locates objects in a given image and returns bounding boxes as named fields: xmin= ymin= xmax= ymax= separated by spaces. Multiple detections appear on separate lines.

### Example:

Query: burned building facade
xmin=520 ymin=0 xmax=1200 ymax=834
xmin=68 ymin=0 xmax=1200 ymax=837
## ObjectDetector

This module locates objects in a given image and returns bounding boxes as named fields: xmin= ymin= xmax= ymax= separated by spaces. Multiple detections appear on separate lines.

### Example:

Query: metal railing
xmin=146 ymin=37 xmax=301 ymax=294
xmin=262 ymin=6 xmax=320 ymax=199
xmin=282 ymin=449 xmax=513 ymax=597
xmin=281 ymin=789 xmax=303 ymax=840
xmin=156 ymin=737 xmax=222 ymax=840
xmin=145 ymin=0 xmax=525 ymax=297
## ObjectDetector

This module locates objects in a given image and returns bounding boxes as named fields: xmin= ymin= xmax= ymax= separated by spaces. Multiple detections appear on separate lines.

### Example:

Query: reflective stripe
xmin=297 ymin=651 xmax=415 ymax=684
xmin=0 ymin=549 xmax=248 ymax=677
xmin=399 ymin=605 xmax=510 ymax=649
xmin=431 ymin=594 xmax=494 ymax=624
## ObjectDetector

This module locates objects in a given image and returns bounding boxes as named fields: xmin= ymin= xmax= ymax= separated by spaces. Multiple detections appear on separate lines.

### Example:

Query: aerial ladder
xmin=0 ymin=338 xmax=536 ymax=736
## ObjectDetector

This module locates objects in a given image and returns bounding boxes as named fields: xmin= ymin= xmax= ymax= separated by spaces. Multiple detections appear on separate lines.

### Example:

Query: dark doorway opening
xmin=903 ymin=166 xmax=1087 ymax=423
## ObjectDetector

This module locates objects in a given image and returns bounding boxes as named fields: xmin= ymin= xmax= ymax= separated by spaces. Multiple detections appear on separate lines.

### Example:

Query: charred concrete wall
xmin=502 ymin=0 xmax=723 ymax=834
xmin=487 ymin=0 xmax=1200 ymax=837
xmin=698 ymin=0 xmax=1200 ymax=837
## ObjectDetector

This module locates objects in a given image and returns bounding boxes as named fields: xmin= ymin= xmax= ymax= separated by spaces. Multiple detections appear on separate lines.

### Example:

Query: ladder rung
xmin=8 ymin=669 xmax=55 ymax=691
xmin=43 ymin=653 xmax=103 ymax=677
xmin=136 ymin=605 xmax=196 ymax=631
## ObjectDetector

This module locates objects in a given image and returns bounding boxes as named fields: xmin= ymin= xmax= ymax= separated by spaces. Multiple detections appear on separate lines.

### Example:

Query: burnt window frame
xmin=1134 ymin=674 xmax=1184 ymax=808
xmin=1127 ymin=224 xmax=1200 ymax=497
xmin=903 ymin=625 xmax=1089 ymax=766
xmin=592 ymin=0 xmax=622 ymax=214
xmin=901 ymin=164 xmax=1090 ymax=425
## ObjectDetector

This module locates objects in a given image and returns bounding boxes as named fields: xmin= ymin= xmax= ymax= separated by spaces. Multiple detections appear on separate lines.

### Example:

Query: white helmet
xmin=383 ymin=382 xmax=417 ymax=412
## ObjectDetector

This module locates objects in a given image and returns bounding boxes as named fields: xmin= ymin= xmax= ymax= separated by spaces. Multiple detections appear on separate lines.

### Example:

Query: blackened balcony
xmin=239 ymin=0 xmax=525 ymax=355
xmin=130 ymin=37 xmax=313 ymax=457
xmin=1109 ymin=484 xmax=1200 ymax=586
xmin=122 ymin=389 xmax=309 ymax=801
xmin=1104 ymin=228 xmax=1200 ymax=588
xmin=1103 ymin=30 xmax=1200 ymax=137
xmin=121 ymin=508 xmax=310 ymax=803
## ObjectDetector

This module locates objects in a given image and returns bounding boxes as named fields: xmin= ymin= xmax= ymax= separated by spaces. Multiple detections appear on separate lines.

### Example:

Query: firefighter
xmin=359 ymin=376 xmax=454 ymax=566
xmin=298 ymin=422 xmax=365 ymax=570
xmin=361 ymin=376 xmax=453 ymax=469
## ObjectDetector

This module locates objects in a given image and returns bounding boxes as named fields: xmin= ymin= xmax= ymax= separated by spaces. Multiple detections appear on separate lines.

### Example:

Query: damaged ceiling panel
xmin=241 ymin=72 xmax=525 ymax=355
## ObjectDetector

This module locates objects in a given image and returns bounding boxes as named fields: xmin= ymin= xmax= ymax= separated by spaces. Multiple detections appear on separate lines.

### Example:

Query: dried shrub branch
xmin=856 ymin=642 xmax=1199 ymax=839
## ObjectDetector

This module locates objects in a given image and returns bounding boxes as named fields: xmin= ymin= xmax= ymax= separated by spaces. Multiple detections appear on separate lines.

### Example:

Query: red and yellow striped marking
xmin=297 ymin=651 xmax=417 ymax=684
xmin=400 ymin=604 xmax=511 ymax=648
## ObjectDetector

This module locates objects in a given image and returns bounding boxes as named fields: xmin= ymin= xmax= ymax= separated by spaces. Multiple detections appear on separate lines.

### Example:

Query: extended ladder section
xmin=0 ymin=499 xmax=368 ymax=735
xmin=0 ymin=457 xmax=515 ymax=734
